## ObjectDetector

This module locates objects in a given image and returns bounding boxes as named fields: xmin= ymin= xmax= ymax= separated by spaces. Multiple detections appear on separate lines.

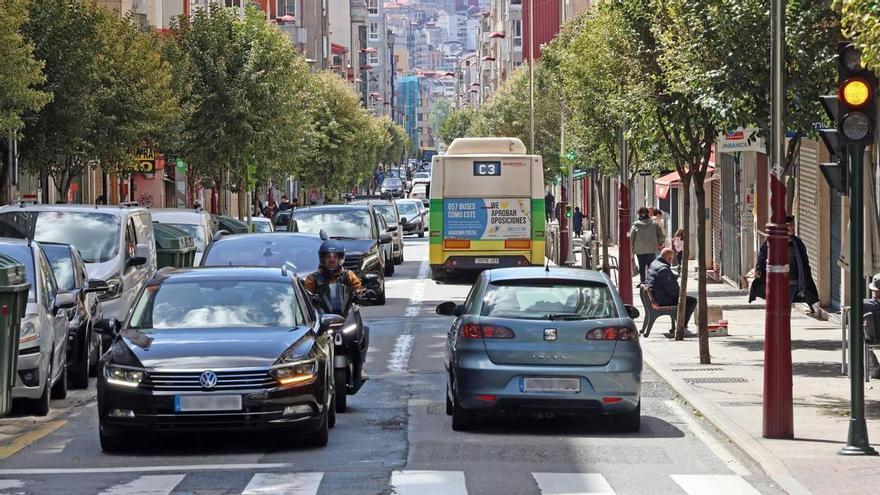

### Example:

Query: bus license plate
xmin=174 ymin=395 xmax=242 ymax=412
xmin=474 ymin=258 xmax=499 ymax=264
xmin=522 ymin=378 xmax=581 ymax=393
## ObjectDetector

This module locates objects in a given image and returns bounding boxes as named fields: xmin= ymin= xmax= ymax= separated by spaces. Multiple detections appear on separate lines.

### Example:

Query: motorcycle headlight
xmin=98 ymin=275 xmax=123 ymax=302
xmin=103 ymin=364 xmax=144 ymax=388
xmin=271 ymin=359 xmax=317 ymax=386
xmin=19 ymin=319 xmax=39 ymax=345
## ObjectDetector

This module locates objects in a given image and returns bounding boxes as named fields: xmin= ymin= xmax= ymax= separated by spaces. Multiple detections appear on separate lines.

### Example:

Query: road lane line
xmin=533 ymin=473 xmax=615 ymax=495
xmin=0 ymin=420 xmax=66 ymax=459
xmin=0 ymin=479 xmax=25 ymax=490
xmin=390 ymin=470 xmax=467 ymax=495
xmin=389 ymin=258 xmax=430 ymax=371
xmin=671 ymin=474 xmax=761 ymax=495
xmin=241 ymin=472 xmax=323 ymax=495
xmin=0 ymin=463 xmax=292 ymax=475
xmin=98 ymin=474 xmax=185 ymax=495
xmin=664 ymin=400 xmax=751 ymax=476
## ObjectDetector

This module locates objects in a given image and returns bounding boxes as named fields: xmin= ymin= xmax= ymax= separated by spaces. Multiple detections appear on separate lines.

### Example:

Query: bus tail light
xmin=444 ymin=239 xmax=470 ymax=249
xmin=504 ymin=239 xmax=531 ymax=250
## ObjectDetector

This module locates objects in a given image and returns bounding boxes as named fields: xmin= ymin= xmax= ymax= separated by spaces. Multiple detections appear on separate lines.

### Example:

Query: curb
xmin=642 ymin=346 xmax=813 ymax=495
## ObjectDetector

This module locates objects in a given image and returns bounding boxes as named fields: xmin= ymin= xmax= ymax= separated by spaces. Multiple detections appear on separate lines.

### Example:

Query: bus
xmin=428 ymin=137 xmax=545 ymax=280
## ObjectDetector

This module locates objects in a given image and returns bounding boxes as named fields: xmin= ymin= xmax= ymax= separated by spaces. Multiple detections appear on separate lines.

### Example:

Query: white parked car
xmin=410 ymin=184 xmax=428 ymax=201
xmin=149 ymin=208 xmax=216 ymax=265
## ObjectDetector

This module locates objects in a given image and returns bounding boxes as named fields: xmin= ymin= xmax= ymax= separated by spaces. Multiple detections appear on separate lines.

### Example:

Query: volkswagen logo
xmin=199 ymin=371 xmax=218 ymax=389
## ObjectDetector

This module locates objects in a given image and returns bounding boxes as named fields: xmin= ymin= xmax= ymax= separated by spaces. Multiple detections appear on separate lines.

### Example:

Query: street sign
xmin=718 ymin=128 xmax=765 ymax=153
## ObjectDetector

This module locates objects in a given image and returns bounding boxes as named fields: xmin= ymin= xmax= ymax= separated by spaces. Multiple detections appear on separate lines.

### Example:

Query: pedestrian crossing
xmin=0 ymin=470 xmax=763 ymax=495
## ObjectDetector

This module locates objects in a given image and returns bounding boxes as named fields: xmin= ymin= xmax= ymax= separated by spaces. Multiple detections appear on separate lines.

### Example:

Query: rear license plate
xmin=474 ymin=257 xmax=499 ymax=264
xmin=174 ymin=395 xmax=242 ymax=412
xmin=522 ymin=377 xmax=580 ymax=394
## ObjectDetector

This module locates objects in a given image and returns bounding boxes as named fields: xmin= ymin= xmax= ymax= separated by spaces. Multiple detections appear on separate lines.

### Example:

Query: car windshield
xmin=372 ymin=205 xmax=397 ymax=225
xmin=0 ymin=245 xmax=36 ymax=301
xmin=382 ymin=178 xmax=402 ymax=187
xmin=481 ymin=281 xmax=618 ymax=320
xmin=415 ymin=173 xmax=430 ymax=179
xmin=294 ymin=210 xmax=373 ymax=239
xmin=42 ymin=245 xmax=77 ymax=292
xmin=0 ymin=211 xmax=120 ymax=264
xmin=169 ymin=223 xmax=206 ymax=251
xmin=129 ymin=280 xmax=299 ymax=329
xmin=202 ymin=236 xmax=321 ymax=272
xmin=397 ymin=202 xmax=420 ymax=217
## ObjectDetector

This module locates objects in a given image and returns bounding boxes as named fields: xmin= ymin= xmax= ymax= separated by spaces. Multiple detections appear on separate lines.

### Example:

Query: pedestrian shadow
xmin=721 ymin=338 xmax=842 ymax=353
xmin=791 ymin=361 xmax=845 ymax=378
xmin=808 ymin=393 xmax=880 ymax=420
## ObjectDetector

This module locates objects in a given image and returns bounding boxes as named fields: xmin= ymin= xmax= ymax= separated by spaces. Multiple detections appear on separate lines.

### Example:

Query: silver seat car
xmin=437 ymin=267 xmax=642 ymax=432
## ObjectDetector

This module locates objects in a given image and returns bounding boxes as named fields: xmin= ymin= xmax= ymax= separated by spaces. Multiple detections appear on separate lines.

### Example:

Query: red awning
xmin=654 ymin=167 xmax=716 ymax=200
xmin=331 ymin=43 xmax=347 ymax=55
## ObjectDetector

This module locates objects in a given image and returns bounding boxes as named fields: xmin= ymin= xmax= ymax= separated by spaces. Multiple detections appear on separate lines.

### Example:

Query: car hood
xmin=334 ymin=239 xmax=377 ymax=257
xmin=119 ymin=326 xmax=310 ymax=369
xmin=85 ymin=259 xmax=119 ymax=283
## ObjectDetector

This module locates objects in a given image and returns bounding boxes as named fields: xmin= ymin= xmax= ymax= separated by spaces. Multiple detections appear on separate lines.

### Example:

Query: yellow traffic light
xmin=841 ymin=78 xmax=871 ymax=107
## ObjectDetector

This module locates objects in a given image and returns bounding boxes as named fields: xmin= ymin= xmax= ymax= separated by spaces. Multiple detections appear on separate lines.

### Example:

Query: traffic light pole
xmin=763 ymin=0 xmax=793 ymax=439
xmin=840 ymin=145 xmax=879 ymax=455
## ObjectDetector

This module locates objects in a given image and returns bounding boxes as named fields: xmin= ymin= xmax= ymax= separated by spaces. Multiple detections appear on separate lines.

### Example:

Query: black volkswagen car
xmin=292 ymin=205 xmax=391 ymax=304
xmin=95 ymin=267 xmax=341 ymax=451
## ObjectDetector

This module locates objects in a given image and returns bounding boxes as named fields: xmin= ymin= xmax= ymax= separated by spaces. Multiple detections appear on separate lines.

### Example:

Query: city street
xmin=0 ymin=239 xmax=783 ymax=495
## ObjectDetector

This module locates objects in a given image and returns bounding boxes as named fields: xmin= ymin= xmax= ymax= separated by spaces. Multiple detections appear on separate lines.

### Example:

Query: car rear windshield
xmin=415 ymin=173 xmax=430 ymax=179
xmin=201 ymin=237 xmax=320 ymax=272
xmin=481 ymin=280 xmax=618 ymax=320
xmin=129 ymin=280 xmax=300 ymax=329
xmin=0 ymin=211 xmax=120 ymax=263
xmin=294 ymin=210 xmax=373 ymax=239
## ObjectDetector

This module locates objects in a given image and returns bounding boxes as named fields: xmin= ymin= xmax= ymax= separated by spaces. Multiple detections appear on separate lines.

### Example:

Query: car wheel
xmin=445 ymin=382 xmax=453 ymax=416
xmin=328 ymin=391 xmax=337 ymax=429
xmin=374 ymin=288 xmax=386 ymax=305
xmin=51 ymin=360 xmax=68 ymax=400
xmin=615 ymin=400 xmax=641 ymax=433
xmin=89 ymin=335 xmax=102 ymax=378
xmin=384 ymin=256 xmax=395 ymax=276
xmin=306 ymin=407 xmax=329 ymax=447
xmin=29 ymin=362 xmax=51 ymax=416
xmin=72 ymin=328 xmax=91 ymax=389
xmin=99 ymin=424 xmax=128 ymax=452
xmin=418 ymin=228 xmax=425 ymax=238
xmin=334 ymin=368 xmax=347 ymax=413
xmin=451 ymin=398 xmax=476 ymax=431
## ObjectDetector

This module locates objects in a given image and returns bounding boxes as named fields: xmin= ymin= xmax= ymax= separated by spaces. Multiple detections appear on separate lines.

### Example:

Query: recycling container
xmin=213 ymin=215 xmax=250 ymax=235
xmin=0 ymin=254 xmax=30 ymax=417
xmin=152 ymin=223 xmax=197 ymax=269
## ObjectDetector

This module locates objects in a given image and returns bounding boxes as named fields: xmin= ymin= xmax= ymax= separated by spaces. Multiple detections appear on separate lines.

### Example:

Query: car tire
xmin=451 ymin=399 xmax=476 ymax=431
xmin=615 ymin=400 xmax=641 ymax=433
xmin=328 ymin=392 xmax=336 ymax=429
xmin=51 ymin=359 xmax=67 ymax=400
xmin=89 ymin=336 xmax=102 ymax=378
xmin=306 ymin=408 xmax=329 ymax=447
xmin=418 ymin=228 xmax=425 ymax=238
xmin=384 ymin=256 xmax=395 ymax=276
xmin=29 ymin=364 xmax=51 ymax=417
xmin=72 ymin=328 xmax=91 ymax=389
xmin=374 ymin=289 xmax=386 ymax=305
xmin=445 ymin=382 xmax=453 ymax=416
xmin=99 ymin=424 xmax=128 ymax=452
xmin=334 ymin=368 xmax=347 ymax=413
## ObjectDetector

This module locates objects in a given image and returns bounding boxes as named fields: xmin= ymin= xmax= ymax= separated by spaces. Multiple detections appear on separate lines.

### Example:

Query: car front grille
xmin=343 ymin=255 xmax=362 ymax=271
xmin=142 ymin=369 xmax=275 ymax=392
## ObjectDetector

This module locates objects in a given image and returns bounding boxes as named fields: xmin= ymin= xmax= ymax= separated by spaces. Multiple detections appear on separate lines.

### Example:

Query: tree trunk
xmin=674 ymin=175 xmax=692 ymax=340
xmin=237 ymin=177 xmax=246 ymax=221
xmin=694 ymin=175 xmax=711 ymax=364
xmin=215 ymin=168 xmax=226 ymax=215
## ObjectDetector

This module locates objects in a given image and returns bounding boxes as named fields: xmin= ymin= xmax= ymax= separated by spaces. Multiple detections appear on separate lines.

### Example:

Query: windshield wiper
xmin=543 ymin=313 xmax=587 ymax=321
xmin=330 ymin=236 xmax=359 ymax=240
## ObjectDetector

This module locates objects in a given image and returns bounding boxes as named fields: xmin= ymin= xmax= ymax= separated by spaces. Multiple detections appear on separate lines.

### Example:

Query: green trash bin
xmin=212 ymin=215 xmax=250 ymax=235
xmin=153 ymin=223 xmax=197 ymax=269
xmin=0 ymin=254 xmax=30 ymax=418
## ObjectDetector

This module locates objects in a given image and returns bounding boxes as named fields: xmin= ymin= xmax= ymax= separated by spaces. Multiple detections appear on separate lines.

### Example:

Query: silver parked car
xmin=438 ymin=267 xmax=642 ymax=432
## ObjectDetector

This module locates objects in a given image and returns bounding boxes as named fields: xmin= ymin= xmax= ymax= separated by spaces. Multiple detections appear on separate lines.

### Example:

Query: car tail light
xmin=460 ymin=323 xmax=515 ymax=339
xmin=586 ymin=327 xmax=637 ymax=341
xmin=602 ymin=397 xmax=623 ymax=404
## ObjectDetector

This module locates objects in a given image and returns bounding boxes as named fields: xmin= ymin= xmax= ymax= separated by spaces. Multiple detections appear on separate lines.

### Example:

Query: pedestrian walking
xmin=749 ymin=215 xmax=819 ymax=311
xmin=652 ymin=209 xmax=668 ymax=248
xmin=672 ymin=229 xmax=685 ymax=267
xmin=545 ymin=190 xmax=555 ymax=223
xmin=264 ymin=199 xmax=277 ymax=220
xmin=573 ymin=207 xmax=584 ymax=237
xmin=630 ymin=206 xmax=666 ymax=283
xmin=645 ymin=248 xmax=697 ymax=338
xmin=277 ymin=195 xmax=293 ymax=212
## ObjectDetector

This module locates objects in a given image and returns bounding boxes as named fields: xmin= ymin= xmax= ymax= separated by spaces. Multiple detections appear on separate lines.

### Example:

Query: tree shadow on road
xmin=462 ymin=413 xmax=685 ymax=440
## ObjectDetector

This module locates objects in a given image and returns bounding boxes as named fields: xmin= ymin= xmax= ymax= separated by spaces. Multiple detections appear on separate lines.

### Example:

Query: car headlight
xmin=98 ymin=275 xmax=123 ymax=302
xmin=271 ymin=359 xmax=317 ymax=386
xmin=19 ymin=319 xmax=39 ymax=345
xmin=360 ymin=253 xmax=380 ymax=271
xmin=103 ymin=364 xmax=144 ymax=388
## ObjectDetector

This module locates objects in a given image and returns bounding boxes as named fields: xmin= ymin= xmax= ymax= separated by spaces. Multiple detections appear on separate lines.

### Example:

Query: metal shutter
xmin=797 ymin=139 xmax=821 ymax=275
xmin=712 ymin=179 xmax=722 ymax=272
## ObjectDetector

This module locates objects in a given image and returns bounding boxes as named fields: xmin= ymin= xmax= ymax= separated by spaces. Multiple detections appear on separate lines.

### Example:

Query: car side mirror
xmin=400 ymin=216 xmax=408 ymax=224
xmin=436 ymin=301 xmax=464 ymax=317
xmin=624 ymin=304 xmax=640 ymax=319
xmin=387 ymin=225 xmax=398 ymax=232
xmin=54 ymin=292 xmax=77 ymax=310
xmin=135 ymin=243 xmax=151 ymax=259
xmin=126 ymin=255 xmax=147 ymax=268
xmin=320 ymin=314 xmax=345 ymax=331
xmin=379 ymin=233 xmax=392 ymax=244
xmin=94 ymin=318 xmax=120 ymax=336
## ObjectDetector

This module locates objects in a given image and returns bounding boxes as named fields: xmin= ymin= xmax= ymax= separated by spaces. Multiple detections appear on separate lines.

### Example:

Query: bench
xmin=639 ymin=285 xmax=677 ymax=337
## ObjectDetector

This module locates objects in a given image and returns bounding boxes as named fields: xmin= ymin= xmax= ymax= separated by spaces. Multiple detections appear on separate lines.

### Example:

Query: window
xmin=277 ymin=0 xmax=296 ymax=16
xmin=369 ymin=52 xmax=379 ymax=65
xmin=38 ymin=251 xmax=57 ymax=309
xmin=369 ymin=22 xmax=380 ymax=41
xmin=481 ymin=281 xmax=618 ymax=320
xmin=513 ymin=20 xmax=522 ymax=48
xmin=367 ymin=0 xmax=378 ymax=15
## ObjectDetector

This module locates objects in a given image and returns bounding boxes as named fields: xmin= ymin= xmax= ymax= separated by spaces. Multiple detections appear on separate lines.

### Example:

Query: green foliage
xmin=437 ymin=107 xmax=480 ymax=145
xmin=838 ymin=0 xmax=880 ymax=72
xmin=0 ymin=0 xmax=50 ymax=133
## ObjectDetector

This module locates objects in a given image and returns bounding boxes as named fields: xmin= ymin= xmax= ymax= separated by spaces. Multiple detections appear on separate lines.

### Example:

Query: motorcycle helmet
xmin=319 ymin=239 xmax=346 ymax=273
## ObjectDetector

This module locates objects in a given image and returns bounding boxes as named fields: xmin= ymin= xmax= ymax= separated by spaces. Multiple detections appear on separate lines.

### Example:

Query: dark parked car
xmin=380 ymin=177 xmax=405 ymax=198
xmin=96 ymin=267 xmax=339 ymax=451
xmin=41 ymin=243 xmax=103 ymax=389
xmin=350 ymin=199 xmax=404 ymax=265
xmin=292 ymin=205 xmax=391 ymax=304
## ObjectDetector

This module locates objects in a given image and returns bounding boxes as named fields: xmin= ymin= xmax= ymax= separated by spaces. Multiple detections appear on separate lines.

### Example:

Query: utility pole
xmin=763 ymin=0 xmax=793 ymax=440
xmin=528 ymin=0 xmax=535 ymax=154
xmin=618 ymin=124 xmax=633 ymax=304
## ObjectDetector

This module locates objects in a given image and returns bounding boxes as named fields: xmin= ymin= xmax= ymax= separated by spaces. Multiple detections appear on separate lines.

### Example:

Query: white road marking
xmin=671 ymin=474 xmax=761 ymax=495
xmin=0 ymin=463 xmax=292 ymax=475
xmin=390 ymin=470 xmax=467 ymax=495
xmin=389 ymin=258 xmax=430 ymax=370
xmin=533 ymin=472 xmax=615 ymax=495
xmin=664 ymin=400 xmax=751 ymax=476
xmin=98 ymin=474 xmax=185 ymax=495
xmin=0 ymin=479 xmax=25 ymax=493
xmin=241 ymin=473 xmax=323 ymax=495
xmin=388 ymin=334 xmax=415 ymax=372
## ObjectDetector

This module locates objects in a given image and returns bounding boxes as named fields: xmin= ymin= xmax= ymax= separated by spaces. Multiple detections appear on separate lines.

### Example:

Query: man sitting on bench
xmin=645 ymin=248 xmax=696 ymax=339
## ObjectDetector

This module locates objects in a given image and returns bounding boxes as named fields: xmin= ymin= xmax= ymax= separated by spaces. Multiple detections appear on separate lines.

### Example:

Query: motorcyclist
xmin=303 ymin=239 xmax=363 ymax=293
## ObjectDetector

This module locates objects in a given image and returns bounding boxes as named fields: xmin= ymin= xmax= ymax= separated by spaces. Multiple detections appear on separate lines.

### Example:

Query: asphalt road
xmin=0 ymin=238 xmax=786 ymax=494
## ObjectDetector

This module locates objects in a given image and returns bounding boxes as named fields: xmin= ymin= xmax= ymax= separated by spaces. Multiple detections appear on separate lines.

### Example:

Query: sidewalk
xmin=593 ymin=247 xmax=880 ymax=494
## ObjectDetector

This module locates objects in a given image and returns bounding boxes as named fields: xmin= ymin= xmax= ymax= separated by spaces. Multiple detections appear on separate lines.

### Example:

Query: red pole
xmin=763 ymin=173 xmax=793 ymax=438
xmin=618 ymin=180 xmax=633 ymax=304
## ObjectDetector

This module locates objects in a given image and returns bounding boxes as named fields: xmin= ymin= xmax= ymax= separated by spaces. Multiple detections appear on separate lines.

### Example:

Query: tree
xmin=437 ymin=107 xmax=480 ymax=145
xmin=0 ymin=0 xmax=50 ymax=133
xmin=837 ymin=0 xmax=880 ymax=71
xmin=430 ymin=97 xmax=454 ymax=148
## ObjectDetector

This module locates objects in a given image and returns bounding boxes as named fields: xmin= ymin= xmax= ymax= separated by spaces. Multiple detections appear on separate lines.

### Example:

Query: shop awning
xmin=331 ymin=43 xmax=347 ymax=55
xmin=654 ymin=167 xmax=716 ymax=200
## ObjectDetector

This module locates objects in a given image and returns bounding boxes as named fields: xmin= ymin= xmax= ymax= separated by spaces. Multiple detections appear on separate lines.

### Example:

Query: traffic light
xmin=818 ymin=95 xmax=847 ymax=194
xmin=565 ymin=204 xmax=573 ymax=218
xmin=836 ymin=42 xmax=876 ymax=146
